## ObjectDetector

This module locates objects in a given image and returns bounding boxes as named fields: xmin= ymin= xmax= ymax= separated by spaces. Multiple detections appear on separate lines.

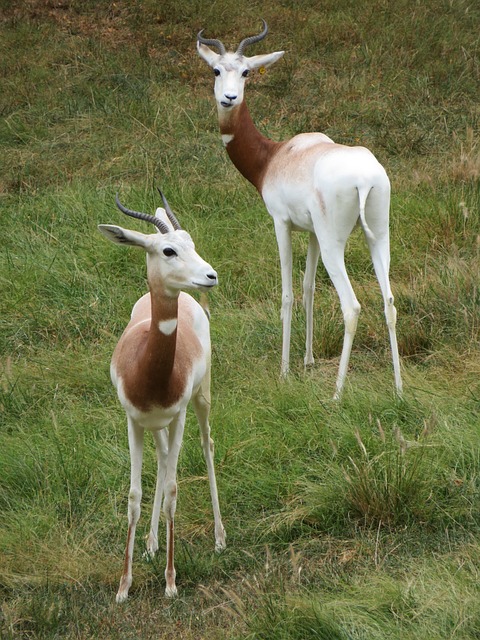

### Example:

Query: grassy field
xmin=1 ymin=0 xmax=479 ymax=637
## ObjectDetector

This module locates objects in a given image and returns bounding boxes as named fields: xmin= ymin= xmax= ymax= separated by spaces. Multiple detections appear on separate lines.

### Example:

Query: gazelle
xmin=98 ymin=190 xmax=226 ymax=603
xmin=197 ymin=20 xmax=402 ymax=398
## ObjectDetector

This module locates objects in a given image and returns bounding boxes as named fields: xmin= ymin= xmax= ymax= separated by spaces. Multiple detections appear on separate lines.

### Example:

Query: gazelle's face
xmin=98 ymin=225 xmax=218 ymax=296
xmin=197 ymin=44 xmax=285 ymax=112
xmin=147 ymin=230 xmax=218 ymax=295
xmin=211 ymin=52 xmax=250 ymax=110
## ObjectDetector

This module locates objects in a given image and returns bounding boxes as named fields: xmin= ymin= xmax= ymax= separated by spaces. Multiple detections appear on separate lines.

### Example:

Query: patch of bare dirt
xmin=1 ymin=0 xmax=164 ymax=49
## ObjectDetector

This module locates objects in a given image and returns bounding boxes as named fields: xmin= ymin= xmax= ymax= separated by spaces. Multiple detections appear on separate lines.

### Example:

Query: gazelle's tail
xmin=357 ymin=185 xmax=376 ymax=241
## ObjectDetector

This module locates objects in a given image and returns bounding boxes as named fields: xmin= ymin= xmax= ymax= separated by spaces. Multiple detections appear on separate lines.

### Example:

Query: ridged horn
xmin=157 ymin=188 xmax=182 ymax=230
xmin=115 ymin=194 xmax=170 ymax=234
xmin=197 ymin=30 xmax=226 ymax=55
xmin=236 ymin=19 xmax=268 ymax=56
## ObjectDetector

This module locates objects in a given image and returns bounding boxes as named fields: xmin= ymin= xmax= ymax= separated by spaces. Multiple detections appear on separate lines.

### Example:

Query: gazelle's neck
xmin=114 ymin=286 xmax=184 ymax=412
xmin=218 ymin=101 xmax=283 ymax=192
xmin=131 ymin=287 xmax=180 ymax=409
xmin=148 ymin=285 xmax=179 ymax=368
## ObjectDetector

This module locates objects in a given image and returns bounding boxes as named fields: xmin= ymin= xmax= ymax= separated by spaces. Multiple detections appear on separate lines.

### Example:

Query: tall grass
xmin=1 ymin=0 xmax=479 ymax=638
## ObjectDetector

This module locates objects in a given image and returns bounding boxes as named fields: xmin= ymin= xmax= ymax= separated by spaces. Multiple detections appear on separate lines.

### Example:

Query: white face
xmin=211 ymin=53 xmax=250 ymax=109
xmin=197 ymin=43 xmax=285 ymax=112
xmin=98 ymin=225 xmax=218 ymax=295
xmin=147 ymin=230 xmax=218 ymax=295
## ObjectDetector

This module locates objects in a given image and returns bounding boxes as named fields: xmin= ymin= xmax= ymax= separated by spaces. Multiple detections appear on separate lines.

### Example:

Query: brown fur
xmin=220 ymin=101 xmax=285 ymax=192
xmin=112 ymin=292 xmax=201 ymax=412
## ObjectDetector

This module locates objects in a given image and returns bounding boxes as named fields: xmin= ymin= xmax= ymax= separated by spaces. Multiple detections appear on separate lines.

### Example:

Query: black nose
xmin=225 ymin=94 xmax=237 ymax=101
xmin=207 ymin=272 xmax=217 ymax=281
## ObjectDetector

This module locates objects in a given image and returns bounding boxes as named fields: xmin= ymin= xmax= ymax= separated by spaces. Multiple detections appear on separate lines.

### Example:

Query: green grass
xmin=1 ymin=0 xmax=479 ymax=638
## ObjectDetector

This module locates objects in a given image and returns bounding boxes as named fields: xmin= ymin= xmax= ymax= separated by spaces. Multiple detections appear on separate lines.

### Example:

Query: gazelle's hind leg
xmin=318 ymin=237 xmax=361 ymax=400
xmin=116 ymin=418 xmax=144 ymax=603
xmin=146 ymin=428 xmax=169 ymax=556
xmin=367 ymin=234 xmax=403 ymax=396
xmin=192 ymin=375 xmax=226 ymax=552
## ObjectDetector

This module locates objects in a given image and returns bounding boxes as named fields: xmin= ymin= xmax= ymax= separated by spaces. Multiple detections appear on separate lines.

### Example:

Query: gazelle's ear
xmin=98 ymin=224 xmax=150 ymax=249
xmin=197 ymin=42 xmax=220 ymax=67
xmin=246 ymin=51 xmax=285 ymax=70
xmin=153 ymin=208 xmax=173 ymax=234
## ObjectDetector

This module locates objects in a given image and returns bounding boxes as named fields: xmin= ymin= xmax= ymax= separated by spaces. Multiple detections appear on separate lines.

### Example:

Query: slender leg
xmin=334 ymin=303 xmax=360 ymax=400
xmin=146 ymin=429 xmax=169 ymax=556
xmin=116 ymin=418 xmax=144 ymax=603
xmin=192 ymin=376 xmax=226 ymax=553
xmin=319 ymin=239 xmax=361 ymax=400
xmin=368 ymin=236 xmax=403 ymax=396
xmin=163 ymin=412 xmax=186 ymax=598
xmin=273 ymin=220 xmax=294 ymax=376
xmin=303 ymin=233 xmax=320 ymax=368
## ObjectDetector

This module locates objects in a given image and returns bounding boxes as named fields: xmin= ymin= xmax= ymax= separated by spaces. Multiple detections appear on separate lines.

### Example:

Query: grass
xmin=1 ymin=0 xmax=479 ymax=638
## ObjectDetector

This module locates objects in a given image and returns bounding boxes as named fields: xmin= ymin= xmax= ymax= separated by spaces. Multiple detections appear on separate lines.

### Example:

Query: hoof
xmin=116 ymin=575 xmax=131 ymax=604
xmin=215 ymin=528 xmax=227 ymax=553
xmin=165 ymin=584 xmax=178 ymax=598
xmin=145 ymin=533 xmax=158 ymax=558
xmin=116 ymin=589 xmax=129 ymax=604
xmin=215 ymin=539 xmax=227 ymax=553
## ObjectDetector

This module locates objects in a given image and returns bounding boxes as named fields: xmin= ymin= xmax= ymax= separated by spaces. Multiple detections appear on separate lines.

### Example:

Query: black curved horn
xmin=157 ymin=188 xmax=182 ymax=230
xmin=115 ymin=194 xmax=170 ymax=234
xmin=236 ymin=19 xmax=268 ymax=56
xmin=197 ymin=29 xmax=226 ymax=55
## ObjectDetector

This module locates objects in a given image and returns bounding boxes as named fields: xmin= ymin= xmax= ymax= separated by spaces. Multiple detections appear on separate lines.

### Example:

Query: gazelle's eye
xmin=242 ymin=69 xmax=249 ymax=77
xmin=214 ymin=68 xmax=220 ymax=76
xmin=163 ymin=247 xmax=177 ymax=257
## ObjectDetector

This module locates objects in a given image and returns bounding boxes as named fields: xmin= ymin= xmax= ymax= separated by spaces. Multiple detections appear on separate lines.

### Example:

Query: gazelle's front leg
xmin=146 ymin=428 xmax=169 ymax=556
xmin=273 ymin=219 xmax=293 ymax=376
xmin=303 ymin=233 xmax=320 ymax=368
xmin=117 ymin=419 xmax=144 ymax=603
xmin=163 ymin=412 xmax=186 ymax=597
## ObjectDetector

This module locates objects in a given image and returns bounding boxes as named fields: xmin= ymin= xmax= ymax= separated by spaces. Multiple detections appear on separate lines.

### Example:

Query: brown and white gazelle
xmin=197 ymin=21 xmax=402 ymax=398
xmin=99 ymin=191 xmax=226 ymax=603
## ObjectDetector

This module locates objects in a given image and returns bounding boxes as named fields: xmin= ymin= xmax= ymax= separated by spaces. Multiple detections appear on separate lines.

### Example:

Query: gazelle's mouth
xmin=221 ymin=101 xmax=234 ymax=108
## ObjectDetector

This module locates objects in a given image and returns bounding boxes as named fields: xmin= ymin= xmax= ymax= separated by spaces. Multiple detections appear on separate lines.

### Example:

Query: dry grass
xmin=1 ymin=1 xmax=479 ymax=638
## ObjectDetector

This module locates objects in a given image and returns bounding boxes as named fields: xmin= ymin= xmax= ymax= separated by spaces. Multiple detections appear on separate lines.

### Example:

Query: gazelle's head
xmin=197 ymin=20 xmax=284 ymax=112
xmin=98 ymin=191 xmax=218 ymax=297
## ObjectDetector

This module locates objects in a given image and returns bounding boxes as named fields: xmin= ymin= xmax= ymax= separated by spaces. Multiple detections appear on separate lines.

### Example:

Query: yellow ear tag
xmin=259 ymin=66 xmax=266 ymax=74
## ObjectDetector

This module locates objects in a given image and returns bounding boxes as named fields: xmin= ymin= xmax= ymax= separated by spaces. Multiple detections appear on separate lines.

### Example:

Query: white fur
xmin=222 ymin=133 xmax=234 ymax=146
xmin=98 ymin=212 xmax=226 ymax=604
xmin=158 ymin=318 xmax=178 ymax=335
xmin=198 ymin=30 xmax=402 ymax=399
